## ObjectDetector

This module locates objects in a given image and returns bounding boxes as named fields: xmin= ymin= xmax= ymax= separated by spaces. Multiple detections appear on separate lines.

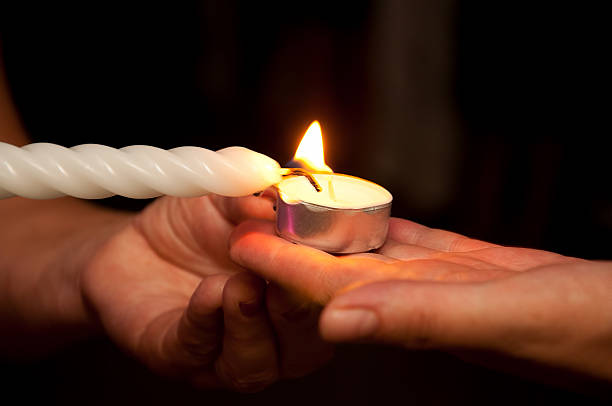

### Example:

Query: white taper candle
xmin=0 ymin=142 xmax=282 ymax=199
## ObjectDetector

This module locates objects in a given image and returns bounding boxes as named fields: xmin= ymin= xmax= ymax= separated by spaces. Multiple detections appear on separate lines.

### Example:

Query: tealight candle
xmin=275 ymin=121 xmax=393 ymax=253
xmin=278 ymin=173 xmax=392 ymax=209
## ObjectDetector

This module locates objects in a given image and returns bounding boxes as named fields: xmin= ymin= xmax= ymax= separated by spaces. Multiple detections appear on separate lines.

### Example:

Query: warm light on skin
xmin=293 ymin=121 xmax=333 ymax=172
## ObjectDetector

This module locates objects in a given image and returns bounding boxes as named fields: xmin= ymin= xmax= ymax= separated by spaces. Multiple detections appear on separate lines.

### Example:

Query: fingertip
xmin=222 ymin=272 xmax=267 ymax=317
xmin=189 ymin=274 xmax=231 ymax=316
xmin=229 ymin=220 xmax=278 ymax=264
xmin=212 ymin=194 xmax=276 ymax=225
xmin=319 ymin=280 xmax=410 ymax=343
xmin=239 ymin=194 xmax=276 ymax=221
xmin=229 ymin=218 xmax=275 ymax=245
xmin=319 ymin=305 xmax=380 ymax=343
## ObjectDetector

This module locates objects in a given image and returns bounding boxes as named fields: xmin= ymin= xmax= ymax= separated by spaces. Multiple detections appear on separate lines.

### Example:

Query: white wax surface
xmin=278 ymin=173 xmax=392 ymax=209
xmin=0 ymin=143 xmax=282 ymax=199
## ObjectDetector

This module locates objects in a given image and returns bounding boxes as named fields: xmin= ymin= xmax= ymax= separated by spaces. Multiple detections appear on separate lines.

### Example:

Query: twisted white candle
xmin=0 ymin=142 xmax=282 ymax=199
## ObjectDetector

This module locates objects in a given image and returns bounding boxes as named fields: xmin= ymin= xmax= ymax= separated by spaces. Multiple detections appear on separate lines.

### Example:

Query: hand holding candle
xmin=230 ymin=215 xmax=612 ymax=386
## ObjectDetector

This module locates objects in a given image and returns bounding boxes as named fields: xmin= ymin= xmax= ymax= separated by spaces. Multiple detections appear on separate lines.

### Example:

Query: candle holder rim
xmin=279 ymin=197 xmax=392 ymax=212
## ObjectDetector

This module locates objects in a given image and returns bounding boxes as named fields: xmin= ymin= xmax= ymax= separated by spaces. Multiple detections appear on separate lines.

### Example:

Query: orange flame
xmin=293 ymin=121 xmax=332 ymax=172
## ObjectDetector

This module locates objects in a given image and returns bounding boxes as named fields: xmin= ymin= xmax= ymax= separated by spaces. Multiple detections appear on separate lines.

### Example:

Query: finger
xmin=230 ymin=220 xmax=511 ymax=302
xmin=388 ymin=217 xmax=498 ymax=252
xmin=319 ymin=279 xmax=505 ymax=348
xmin=230 ymin=220 xmax=385 ymax=304
xmin=320 ymin=273 xmax=567 ymax=353
xmin=134 ymin=196 xmax=245 ymax=275
xmin=210 ymin=192 xmax=275 ymax=225
xmin=266 ymin=283 xmax=334 ymax=378
xmin=164 ymin=274 xmax=229 ymax=372
xmin=214 ymin=272 xmax=279 ymax=393
xmin=321 ymin=263 xmax=612 ymax=388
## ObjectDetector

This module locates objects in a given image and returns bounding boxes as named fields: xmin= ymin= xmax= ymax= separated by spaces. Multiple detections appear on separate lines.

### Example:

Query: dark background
xmin=1 ymin=1 xmax=610 ymax=404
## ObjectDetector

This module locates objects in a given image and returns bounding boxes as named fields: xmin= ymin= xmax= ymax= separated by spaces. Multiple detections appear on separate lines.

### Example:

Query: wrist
xmin=62 ymin=212 xmax=134 ymax=331
xmin=0 ymin=198 xmax=133 ymax=356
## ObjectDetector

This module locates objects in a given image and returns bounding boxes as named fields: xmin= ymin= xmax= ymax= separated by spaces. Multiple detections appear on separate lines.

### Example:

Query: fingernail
xmin=321 ymin=308 xmax=379 ymax=341
xmin=239 ymin=301 xmax=261 ymax=317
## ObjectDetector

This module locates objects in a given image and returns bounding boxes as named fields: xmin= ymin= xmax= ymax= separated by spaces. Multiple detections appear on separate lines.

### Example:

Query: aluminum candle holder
xmin=274 ymin=171 xmax=392 ymax=254
xmin=275 ymin=196 xmax=391 ymax=254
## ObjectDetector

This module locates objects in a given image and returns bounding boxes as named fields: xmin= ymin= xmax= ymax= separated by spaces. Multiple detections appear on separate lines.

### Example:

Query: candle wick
xmin=282 ymin=168 xmax=322 ymax=192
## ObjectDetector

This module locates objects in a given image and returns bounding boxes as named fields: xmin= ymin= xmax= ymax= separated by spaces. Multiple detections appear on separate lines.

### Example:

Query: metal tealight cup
xmin=275 ymin=192 xmax=392 ymax=254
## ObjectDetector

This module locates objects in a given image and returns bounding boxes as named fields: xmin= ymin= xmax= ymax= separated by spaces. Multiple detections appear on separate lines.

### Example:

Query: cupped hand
xmin=230 ymin=217 xmax=612 ymax=382
xmin=80 ymin=194 xmax=331 ymax=392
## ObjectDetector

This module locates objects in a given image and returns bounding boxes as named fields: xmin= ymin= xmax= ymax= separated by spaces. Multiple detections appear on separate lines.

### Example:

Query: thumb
xmin=210 ymin=190 xmax=276 ymax=225
xmin=319 ymin=279 xmax=521 ymax=351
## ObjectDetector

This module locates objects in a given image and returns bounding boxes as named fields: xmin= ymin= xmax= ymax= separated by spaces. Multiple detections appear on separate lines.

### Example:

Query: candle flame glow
xmin=293 ymin=121 xmax=333 ymax=173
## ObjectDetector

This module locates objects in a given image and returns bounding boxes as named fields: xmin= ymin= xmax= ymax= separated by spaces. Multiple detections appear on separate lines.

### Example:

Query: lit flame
xmin=293 ymin=120 xmax=332 ymax=172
